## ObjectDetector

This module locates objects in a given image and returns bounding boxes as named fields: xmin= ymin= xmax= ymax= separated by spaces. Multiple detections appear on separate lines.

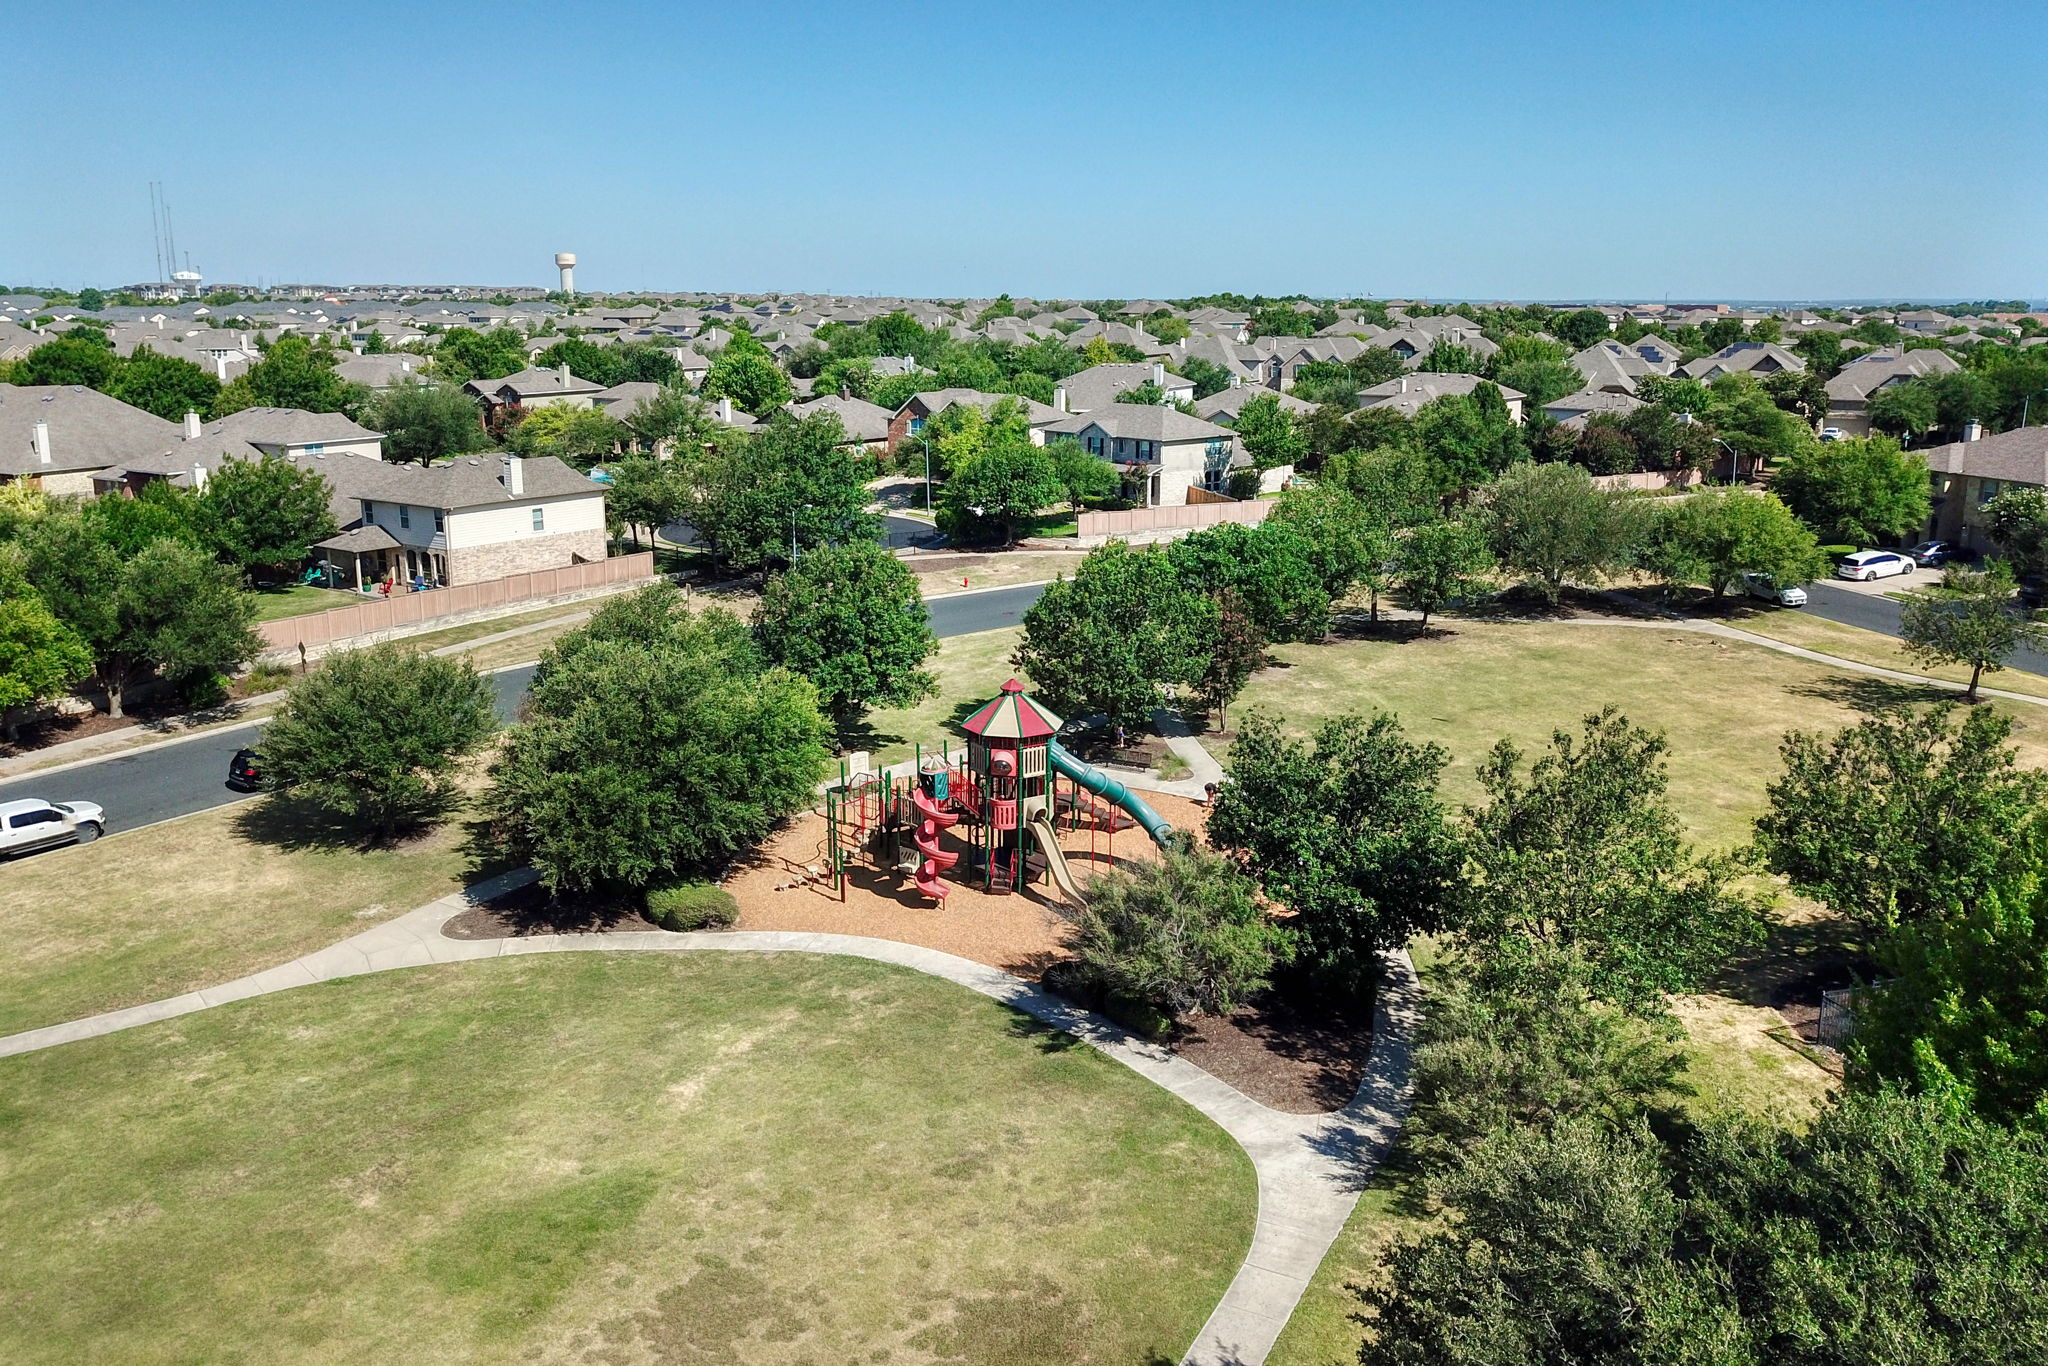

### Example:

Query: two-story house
xmin=464 ymin=364 xmax=608 ymax=415
xmin=1043 ymin=406 xmax=1240 ymax=506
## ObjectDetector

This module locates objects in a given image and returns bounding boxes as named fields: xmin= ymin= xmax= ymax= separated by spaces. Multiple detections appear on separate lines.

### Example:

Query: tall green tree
xmin=1046 ymin=437 xmax=1118 ymax=512
xmin=938 ymin=440 xmax=1064 ymax=546
xmin=1460 ymin=708 xmax=1764 ymax=1014
xmin=1553 ymin=308 xmax=1613 ymax=350
xmin=602 ymin=456 xmax=689 ymax=550
xmin=1166 ymin=521 xmax=1332 ymax=643
xmin=1394 ymin=516 xmax=1493 ymax=625
xmin=701 ymin=350 xmax=793 ymax=415
xmin=1987 ymin=486 xmax=2048 ymax=579
xmin=197 ymin=455 xmax=338 ymax=578
xmin=258 ymin=645 xmax=497 ymax=840
xmin=0 ymin=572 xmax=92 ymax=742
xmin=1900 ymin=562 xmax=2048 ymax=700
xmin=213 ymin=335 xmax=355 ymax=416
xmin=1771 ymin=435 xmax=1930 ymax=545
xmin=506 ymin=404 xmax=626 ymax=467
xmin=1856 ymin=837 xmax=2048 ymax=1128
xmin=364 ymin=380 xmax=489 ymax=465
xmin=1211 ymin=709 xmax=1465 ymax=995
xmin=755 ymin=540 xmax=937 ymax=730
xmin=1414 ymin=390 xmax=1522 ymax=490
xmin=1234 ymin=392 xmax=1310 ymax=470
xmin=429 ymin=326 xmax=529 ymax=384
xmin=1478 ymin=461 xmax=1642 ymax=602
xmin=1012 ymin=541 xmax=1217 ymax=731
xmin=1645 ymin=488 xmax=1830 ymax=599
xmin=689 ymin=411 xmax=879 ymax=573
xmin=104 ymin=345 xmax=221 ymax=421
xmin=482 ymin=593 xmax=830 ymax=891
xmin=13 ymin=334 xmax=118 ymax=388
xmin=1752 ymin=703 xmax=2048 ymax=933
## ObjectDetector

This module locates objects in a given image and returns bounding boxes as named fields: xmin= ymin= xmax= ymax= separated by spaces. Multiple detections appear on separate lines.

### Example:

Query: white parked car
xmin=0 ymin=798 xmax=105 ymax=858
xmin=1819 ymin=426 xmax=1846 ymax=442
xmin=1741 ymin=573 xmax=1808 ymax=607
xmin=1836 ymin=550 xmax=1915 ymax=582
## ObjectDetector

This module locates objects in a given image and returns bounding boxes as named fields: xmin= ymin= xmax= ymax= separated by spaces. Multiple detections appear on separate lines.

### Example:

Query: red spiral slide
xmin=911 ymin=788 xmax=961 ymax=901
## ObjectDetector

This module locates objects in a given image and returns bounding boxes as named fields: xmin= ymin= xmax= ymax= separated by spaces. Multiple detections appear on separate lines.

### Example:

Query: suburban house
xmin=1193 ymin=386 xmax=1316 ymax=426
xmin=885 ymin=389 xmax=1065 ymax=451
xmin=464 ymin=364 xmax=608 ymax=414
xmin=1922 ymin=425 xmax=2048 ymax=552
xmin=1052 ymin=362 xmax=1195 ymax=414
xmin=1823 ymin=349 xmax=1962 ymax=437
xmin=1678 ymin=342 xmax=1806 ymax=381
xmin=789 ymin=392 xmax=893 ymax=450
xmin=0 ymin=383 xmax=181 ymax=494
xmin=1570 ymin=339 xmax=1681 ymax=394
xmin=1357 ymin=373 xmax=1526 ymax=423
xmin=1544 ymin=388 xmax=1646 ymax=426
xmin=204 ymin=407 xmax=386 ymax=460
xmin=98 ymin=434 xmax=605 ymax=590
xmin=1043 ymin=406 xmax=1240 ymax=506
xmin=333 ymin=352 xmax=423 ymax=388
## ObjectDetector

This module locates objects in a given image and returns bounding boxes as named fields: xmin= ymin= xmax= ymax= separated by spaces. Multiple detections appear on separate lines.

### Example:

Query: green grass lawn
xmin=246 ymin=583 xmax=361 ymax=622
xmin=0 ymin=799 xmax=475 ymax=1038
xmin=1236 ymin=619 xmax=2048 ymax=853
xmin=1721 ymin=604 xmax=2048 ymax=702
xmin=0 ymin=952 xmax=1254 ymax=1366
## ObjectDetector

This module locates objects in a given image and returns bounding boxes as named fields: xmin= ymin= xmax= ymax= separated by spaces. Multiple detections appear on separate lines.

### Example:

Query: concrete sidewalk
xmin=0 ymin=873 xmax=1417 ymax=1366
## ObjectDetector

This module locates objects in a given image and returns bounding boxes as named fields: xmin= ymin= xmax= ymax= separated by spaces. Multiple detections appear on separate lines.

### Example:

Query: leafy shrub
xmin=1060 ymin=845 xmax=1295 ymax=1021
xmin=645 ymin=880 xmax=738 ymax=931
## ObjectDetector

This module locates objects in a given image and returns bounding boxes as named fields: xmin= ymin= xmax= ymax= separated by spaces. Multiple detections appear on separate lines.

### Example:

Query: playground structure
xmin=823 ymin=680 xmax=1175 ymax=908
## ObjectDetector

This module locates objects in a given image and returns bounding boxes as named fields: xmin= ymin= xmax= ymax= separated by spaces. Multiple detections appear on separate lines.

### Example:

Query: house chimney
xmin=191 ymin=462 xmax=207 ymax=490
xmin=1964 ymin=419 xmax=1983 ymax=443
xmin=1054 ymin=384 xmax=1068 ymax=413
xmin=557 ymin=363 xmax=572 ymax=387
xmin=839 ymin=383 xmax=851 ymax=400
xmin=718 ymin=397 xmax=734 ymax=424
xmin=183 ymin=411 xmax=202 ymax=440
xmin=503 ymin=455 xmax=525 ymax=496
xmin=1398 ymin=375 xmax=1409 ymax=394
xmin=1151 ymin=362 xmax=1165 ymax=387
xmin=31 ymin=419 xmax=51 ymax=465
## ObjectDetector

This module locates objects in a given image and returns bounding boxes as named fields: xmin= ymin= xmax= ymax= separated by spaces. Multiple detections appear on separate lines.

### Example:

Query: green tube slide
xmin=1047 ymin=740 xmax=1175 ymax=848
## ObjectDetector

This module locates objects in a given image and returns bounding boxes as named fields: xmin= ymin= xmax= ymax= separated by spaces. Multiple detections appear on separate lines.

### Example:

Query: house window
xmin=1207 ymin=439 xmax=1227 ymax=457
xmin=361 ymin=500 xmax=375 ymax=522
xmin=1979 ymin=480 xmax=2000 ymax=504
xmin=1086 ymin=435 xmax=1103 ymax=456
xmin=908 ymin=416 xmax=926 ymax=435
xmin=433 ymin=509 xmax=445 ymax=532
xmin=304 ymin=443 xmax=324 ymax=455
xmin=398 ymin=505 xmax=411 ymax=529
xmin=532 ymin=507 xmax=546 ymax=532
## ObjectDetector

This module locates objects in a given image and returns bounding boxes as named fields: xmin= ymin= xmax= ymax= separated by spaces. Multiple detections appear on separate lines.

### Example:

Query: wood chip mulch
xmin=442 ymin=882 xmax=660 ymax=939
xmin=1169 ymin=995 xmax=1376 ymax=1114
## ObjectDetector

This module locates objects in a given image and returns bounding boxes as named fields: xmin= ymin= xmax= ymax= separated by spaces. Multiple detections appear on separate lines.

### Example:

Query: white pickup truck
xmin=0 ymin=798 xmax=106 ymax=858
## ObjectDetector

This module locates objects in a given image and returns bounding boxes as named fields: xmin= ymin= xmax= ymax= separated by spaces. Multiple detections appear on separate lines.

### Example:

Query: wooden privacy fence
xmin=1076 ymin=500 xmax=1275 ymax=539
xmin=258 ymin=553 xmax=656 ymax=652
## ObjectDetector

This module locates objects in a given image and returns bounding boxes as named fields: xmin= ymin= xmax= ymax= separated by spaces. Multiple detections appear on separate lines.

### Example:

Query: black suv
xmin=226 ymin=748 xmax=264 ymax=792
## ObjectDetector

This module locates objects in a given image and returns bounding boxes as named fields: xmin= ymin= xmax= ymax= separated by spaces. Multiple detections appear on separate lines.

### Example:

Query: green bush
xmin=1063 ymin=845 xmax=1295 ymax=1022
xmin=645 ymin=880 xmax=739 ymax=931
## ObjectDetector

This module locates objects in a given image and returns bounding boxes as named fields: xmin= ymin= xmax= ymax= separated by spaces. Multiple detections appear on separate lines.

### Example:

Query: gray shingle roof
xmin=0 ymin=383 xmax=181 ymax=477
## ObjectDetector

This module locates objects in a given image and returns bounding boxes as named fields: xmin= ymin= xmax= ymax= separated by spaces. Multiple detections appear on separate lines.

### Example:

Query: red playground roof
xmin=961 ymin=679 xmax=1063 ymax=740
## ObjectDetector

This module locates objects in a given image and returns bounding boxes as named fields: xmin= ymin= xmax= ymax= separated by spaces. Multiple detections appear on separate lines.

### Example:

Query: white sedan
xmin=1741 ymin=573 xmax=1808 ymax=607
xmin=1836 ymin=550 xmax=1915 ymax=582
xmin=0 ymin=798 xmax=106 ymax=858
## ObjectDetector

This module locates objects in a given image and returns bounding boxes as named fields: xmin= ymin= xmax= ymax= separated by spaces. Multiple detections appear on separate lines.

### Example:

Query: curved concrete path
xmin=0 ymin=868 xmax=1418 ymax=1366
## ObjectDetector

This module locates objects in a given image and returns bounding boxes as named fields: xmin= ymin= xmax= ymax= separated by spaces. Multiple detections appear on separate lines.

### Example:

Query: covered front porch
xmin=313 ymin=525 xmax=446 ymax=595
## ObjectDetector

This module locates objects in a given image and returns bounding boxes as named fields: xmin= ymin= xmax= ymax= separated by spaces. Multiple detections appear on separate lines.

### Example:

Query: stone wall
xmin=445 ymin=527 xmax=607 ymax=585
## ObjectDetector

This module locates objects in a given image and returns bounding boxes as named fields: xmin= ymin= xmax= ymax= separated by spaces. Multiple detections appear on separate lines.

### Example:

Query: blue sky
xmin=4 ymin=1 xmax=2043 ymax=301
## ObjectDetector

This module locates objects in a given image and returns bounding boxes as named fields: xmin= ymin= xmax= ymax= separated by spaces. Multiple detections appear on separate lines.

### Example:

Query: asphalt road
xmin=21 ymin=572 xmax=2048 ymax=841
xmin=0 ymin=582 xmax=1054 ymax=837
xmin=1797 ymin=580 xmax=2048 ymax=677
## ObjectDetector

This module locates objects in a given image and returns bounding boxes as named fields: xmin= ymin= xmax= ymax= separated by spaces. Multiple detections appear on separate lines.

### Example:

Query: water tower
xmin=172 ymin=268 xmax=203 ymax=299
xmin=554 ymin=252 xmax=576 ymax=295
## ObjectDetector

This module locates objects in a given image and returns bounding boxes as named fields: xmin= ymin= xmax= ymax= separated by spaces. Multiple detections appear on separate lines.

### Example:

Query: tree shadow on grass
xmin=232 ymin=788 xmax=470 ymax=856
xmin=1004 ymin=1011 xmax=1086 ymax=1054
xmin=1328 ymin=615 xmax=1456 ymax=645
xmin=1704 ymin=905 xmax=1872 ymax=1011
xmin=1784 ymin=673 xmax=1954 ymax=716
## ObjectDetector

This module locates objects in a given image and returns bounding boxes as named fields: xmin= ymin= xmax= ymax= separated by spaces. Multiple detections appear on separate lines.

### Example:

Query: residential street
xmin=12 ymin=574 xmax=2046 ymax=842
xmin=0 ymin=583 xmax=1054 ymax=838
xmin=1797 ymin=580 xmax=2048 ymax=675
